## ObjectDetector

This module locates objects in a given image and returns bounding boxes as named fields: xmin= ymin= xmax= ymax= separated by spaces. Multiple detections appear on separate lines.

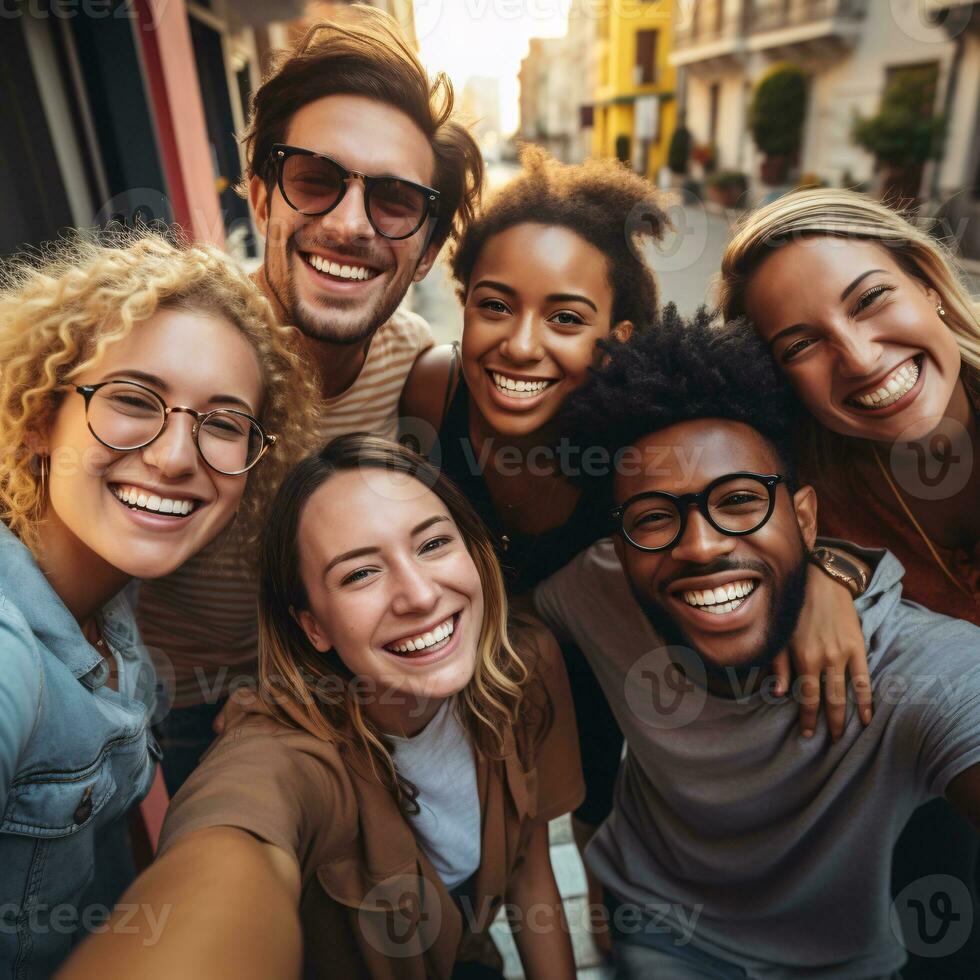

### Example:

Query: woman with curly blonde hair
xmin=61 ymin=434 xmax=584 ymax=980
xmin=718 ymin=188 xmax=980 ymax=979
xmin=0 ymin=231 xmax=316 ymax=978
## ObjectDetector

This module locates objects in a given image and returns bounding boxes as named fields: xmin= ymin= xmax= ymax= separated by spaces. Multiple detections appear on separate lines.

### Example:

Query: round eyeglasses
xmin=64 ymin=380 xmax=276 ymax=475
xmin=270 ymin=143 xmax=441 ymax=241
xmin=611 ymin=473 xmax=784 ymax=553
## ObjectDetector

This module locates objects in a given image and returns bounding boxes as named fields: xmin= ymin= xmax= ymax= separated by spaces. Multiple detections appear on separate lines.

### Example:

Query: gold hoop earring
xmin=936 ymin=300 xmax=946 ymax=316
xmin=39 ymin=454 xmax=48 ymax=505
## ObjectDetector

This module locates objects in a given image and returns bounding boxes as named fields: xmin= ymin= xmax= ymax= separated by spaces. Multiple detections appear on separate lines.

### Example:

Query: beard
xmin=630 ymin=552 xmax=809 ymax=680
xmin=267 ymin=233 xmax=417 ymax=347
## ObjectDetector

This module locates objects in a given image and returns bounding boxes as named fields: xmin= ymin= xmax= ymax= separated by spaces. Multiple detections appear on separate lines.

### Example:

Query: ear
xmin=412 ymin=238 xmax=442 ymax=283
xmin=610 ymin=320 xmax=634 ymax=344
xmin=792 ymin=484 xmax=818 ymax=551
xmin=292 ymin=606 xmax=333 ymax=653
xmin=250 ymin=175 xmax=270 ymax=239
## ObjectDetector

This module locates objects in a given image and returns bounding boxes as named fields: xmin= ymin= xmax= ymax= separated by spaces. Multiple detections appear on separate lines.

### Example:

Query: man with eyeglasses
xmin=137 ymin=9 xmax=483 ymax=795
xmin=534 ymin=306 xmax=980 ymax=978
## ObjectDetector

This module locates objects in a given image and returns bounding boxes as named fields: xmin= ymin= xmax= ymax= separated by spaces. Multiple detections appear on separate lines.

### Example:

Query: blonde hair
xmin=717 ymin=188 xmax=980 ymax=382
xmin=0 ymin=231 xmax=319 ymax=555
xmin=257 ymin=435 xmax=544 ymax=814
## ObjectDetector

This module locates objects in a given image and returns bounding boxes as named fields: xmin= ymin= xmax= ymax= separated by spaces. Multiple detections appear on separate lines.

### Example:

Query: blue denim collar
xmin=0 ymin=523 xmax=109 ymax=686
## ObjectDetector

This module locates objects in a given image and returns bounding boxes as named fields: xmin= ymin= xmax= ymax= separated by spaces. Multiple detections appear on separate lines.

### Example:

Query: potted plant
xmin=749 ymin=64 xmax=807 ymax=186
xmin=852 ymin=69 xmax=945 ymax=208
xmin=705 ymin=170 xmax=748 ymax=209
xmin=668 ymin=126 xmax=693 ymax=176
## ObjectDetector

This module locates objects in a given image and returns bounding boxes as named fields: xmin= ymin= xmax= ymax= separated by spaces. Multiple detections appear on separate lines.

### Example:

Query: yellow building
xmin=591 ymin=0 xmax=677 ymax=180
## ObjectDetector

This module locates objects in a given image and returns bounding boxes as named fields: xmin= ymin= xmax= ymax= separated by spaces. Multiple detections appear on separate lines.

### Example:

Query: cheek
xmin=461 ymin=315 xmax=497 ymax=362
xmin=554 ymin=333 xmax=603 ymax=385
xmin=210 ymin=473 xmax=248 ymax=517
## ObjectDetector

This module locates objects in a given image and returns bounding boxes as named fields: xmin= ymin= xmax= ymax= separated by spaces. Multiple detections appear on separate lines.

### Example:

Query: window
xmin=635 ymin=29 xmax=658 ymax=86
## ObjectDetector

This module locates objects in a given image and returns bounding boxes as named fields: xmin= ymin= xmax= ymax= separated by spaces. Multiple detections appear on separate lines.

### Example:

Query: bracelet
xmin=809 ymin=546 xmax=870 ymax=598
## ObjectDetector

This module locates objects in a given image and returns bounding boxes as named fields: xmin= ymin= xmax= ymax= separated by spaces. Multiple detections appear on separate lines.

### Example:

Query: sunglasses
xmin=270 ymin=143 xmax=440 ymax=241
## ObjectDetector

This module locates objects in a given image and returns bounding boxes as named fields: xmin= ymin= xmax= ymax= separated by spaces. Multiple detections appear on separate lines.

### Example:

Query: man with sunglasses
xmin=534 ymin=307 xmax=980 ymax=978
xmin=137 ymin=9 xmax=483 ymax=794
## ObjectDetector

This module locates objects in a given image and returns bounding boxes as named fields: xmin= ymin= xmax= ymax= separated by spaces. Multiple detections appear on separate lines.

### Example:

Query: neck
xmin=701 ymin=661 xmax=775 ymax=700
xmin=252 ymin=266 xmax=372 ymax=400
xmin=367 ymin=691 xmax=446 ymax=738
xmin=34 ymin=508 xmax=130 ymax=633
xmin=467 ymin=401 xmax=561 ymax=468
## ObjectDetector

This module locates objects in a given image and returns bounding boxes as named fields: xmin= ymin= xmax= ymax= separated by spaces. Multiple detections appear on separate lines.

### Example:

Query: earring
xmin=39 ymin=454 xmax=48 ymax=504
xmin=936 ymin=300 xmax=946 ymax=316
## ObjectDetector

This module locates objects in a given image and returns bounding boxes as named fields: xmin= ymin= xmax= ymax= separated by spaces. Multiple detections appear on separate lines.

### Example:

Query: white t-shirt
xmin=389 ymin=699 xmax=482 ymax=890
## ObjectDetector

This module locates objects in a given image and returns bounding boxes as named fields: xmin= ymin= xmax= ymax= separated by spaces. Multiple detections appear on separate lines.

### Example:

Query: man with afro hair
xmin=534 ymin=305 xmax=980 ymax=978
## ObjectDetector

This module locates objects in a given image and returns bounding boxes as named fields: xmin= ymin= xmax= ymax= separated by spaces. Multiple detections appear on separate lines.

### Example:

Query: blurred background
xmin=3 ymin=0 xmax=979 ymax=341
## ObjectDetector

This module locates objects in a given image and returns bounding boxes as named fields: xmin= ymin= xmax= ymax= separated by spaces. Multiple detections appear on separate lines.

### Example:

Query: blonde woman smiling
xmin=61 ymin=435 xmax=584 ymax=980
xmin=0 ymin=234 xmax=315 ymax=978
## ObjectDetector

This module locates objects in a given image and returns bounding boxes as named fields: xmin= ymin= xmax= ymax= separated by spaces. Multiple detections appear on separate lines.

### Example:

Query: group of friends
xmin=1 ymin=8 xmax=978 ymax=980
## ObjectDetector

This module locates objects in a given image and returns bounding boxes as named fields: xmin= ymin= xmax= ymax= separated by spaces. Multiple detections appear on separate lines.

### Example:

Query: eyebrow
xmin=323 ymin=515 xmax=450 ymax=576
xmin=767 ymin=268 xmax=889 ymax=347
xmin=100 ymin=370 xmax=256 ymax=414
xmin=471 ymin=280 xmax=598 ymax=313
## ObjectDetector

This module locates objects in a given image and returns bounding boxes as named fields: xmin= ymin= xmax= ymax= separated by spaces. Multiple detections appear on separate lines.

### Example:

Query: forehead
xmin=745 ymin=237 xmax=900 ymax=332
xmin=285 ymin=94 xmax=435 ymax=187
xmin=614 ymin=420 xmax=781 ymax=501
xmin=298 ymin=468 xmax=451 ymax=559
xmin=471 ymin=223 xmax=613 ymax=305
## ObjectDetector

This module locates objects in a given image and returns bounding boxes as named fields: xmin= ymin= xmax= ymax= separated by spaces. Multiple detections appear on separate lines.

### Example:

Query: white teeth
xmin=388 ymin=617 xmax=456 ymax=654
xmin=681 ymin=580 xmax=756 ymax=610
xmin=305 ymin=253 xmax=373 ymax=281
xmin=111 ymin=485 xmax=196 ymax=518
xmin=852 ymin=359 xmax=918 ymax=408
xmin=491 ymin=371 xmax=553 ymax=398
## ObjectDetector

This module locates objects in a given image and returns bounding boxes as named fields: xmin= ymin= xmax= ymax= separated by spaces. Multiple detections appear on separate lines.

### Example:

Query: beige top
xmin=158 ymin=626 xmax=585 ymax=979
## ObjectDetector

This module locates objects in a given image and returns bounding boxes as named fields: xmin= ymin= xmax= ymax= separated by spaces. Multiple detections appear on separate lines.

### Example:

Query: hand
xmin=771 ymin=565 xmax=873 ymax=742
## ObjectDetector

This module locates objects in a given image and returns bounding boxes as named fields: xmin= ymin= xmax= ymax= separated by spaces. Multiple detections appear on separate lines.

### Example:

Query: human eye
xmin=419 ymin=535 xmax=453 ymax=555
xmin=549 ymin=310 xmax=586 ymax=327
xmin=479 ymin=298 xmax=510 ymax=315
xmin=852 ymin=284 xmax=892 ymax=314
xmin=340 ymin=566 xmax=378 ymax=586
xmin=781 ymin=337 xmax=817 ymax=363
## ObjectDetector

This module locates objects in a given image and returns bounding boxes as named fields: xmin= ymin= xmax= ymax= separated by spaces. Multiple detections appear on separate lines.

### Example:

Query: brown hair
xmin=242 ymin=6 xmax=483 ymax=250
xmin=451 ymin=144 xmax=666 ymax=329
xmin=257 ymin=434 xmax=550 ymax=814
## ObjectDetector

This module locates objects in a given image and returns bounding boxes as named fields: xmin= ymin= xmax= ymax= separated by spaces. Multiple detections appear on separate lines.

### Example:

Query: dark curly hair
xmin=561 ymin=303 xmax=805 ymax=488
xmin=450 ymin=145 xmax=665 ymax=328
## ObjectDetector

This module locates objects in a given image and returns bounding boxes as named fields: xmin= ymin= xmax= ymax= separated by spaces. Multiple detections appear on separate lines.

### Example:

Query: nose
xmin=830 ymin=325 xmax=884 ymax=379
xmin=499 ymin=312 xmax=546 ymax=364
xmin=318 ymin=177 xmax=375 ymax=246
xmin=669 ymin=507 xmax=737 ymax=565
xmin=139 ymin=412 xmax=200 ymax=479
xmin=389 ymin=556 xmax=440 ymax=618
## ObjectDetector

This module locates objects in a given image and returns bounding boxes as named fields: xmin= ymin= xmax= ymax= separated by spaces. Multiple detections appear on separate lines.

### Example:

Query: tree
xmin=749 ymin=64 xmax=807 ymax=184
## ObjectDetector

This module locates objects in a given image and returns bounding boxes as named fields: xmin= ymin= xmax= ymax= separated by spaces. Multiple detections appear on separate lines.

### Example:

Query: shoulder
xmin=400 ymin=343 xmax=459 ymax=433
xmin=0 ymin=594 xmax=43 ymax=703
xmin=383 ymin=307 xmax=435 ymax=355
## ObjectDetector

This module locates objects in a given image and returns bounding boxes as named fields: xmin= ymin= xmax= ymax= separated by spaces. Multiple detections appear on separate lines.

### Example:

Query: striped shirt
xmin=137 ymin=306 xmax=433 ymax=708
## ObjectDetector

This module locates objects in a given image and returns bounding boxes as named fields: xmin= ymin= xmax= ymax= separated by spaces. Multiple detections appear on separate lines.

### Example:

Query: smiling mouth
xmin=110 ymin=483 xmax=201 ymax=518
xmin=487 ymin=369 xmax=558 ymax=399
xmin=846 ymin=355 xmax=921 ymax=410
xmin=676 ymin=579 xmax=757 ymax=616
xmin=384 ymin=613 xmax=459 ymax=658
xmin=300 ymin=252 xmax=381 ymax=283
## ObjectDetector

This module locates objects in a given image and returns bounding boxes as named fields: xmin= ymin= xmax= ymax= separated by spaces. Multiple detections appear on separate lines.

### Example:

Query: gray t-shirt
xmin=534 ymin=538 xmax=980 ymax=978
xmin=389 ymin=698 xmax=481 ymax=890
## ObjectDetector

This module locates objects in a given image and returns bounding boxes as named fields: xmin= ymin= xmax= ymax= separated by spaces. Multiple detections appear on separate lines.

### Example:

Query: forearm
xmin=57 ymin=827 xmax=302 ymax=980
xmin=505 ymin=824 xmax=576 ymax=980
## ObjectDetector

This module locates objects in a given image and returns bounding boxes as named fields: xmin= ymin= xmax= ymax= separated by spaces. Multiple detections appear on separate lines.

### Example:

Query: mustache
xmin=286 ymin=233 xmax=390 ymax=270
xmin=660 ymin=557 xmax=769 ymax=593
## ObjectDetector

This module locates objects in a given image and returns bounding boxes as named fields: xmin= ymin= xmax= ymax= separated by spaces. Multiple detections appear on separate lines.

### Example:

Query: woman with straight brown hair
xmin=61 ymin=434 xmax=584 ymax=980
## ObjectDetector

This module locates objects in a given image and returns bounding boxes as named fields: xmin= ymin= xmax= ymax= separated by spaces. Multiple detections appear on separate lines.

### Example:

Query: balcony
xmin=745 ymin=0 xmax=866 ymax=57
xmin=671 ymin=2 xmax=747 ymax=69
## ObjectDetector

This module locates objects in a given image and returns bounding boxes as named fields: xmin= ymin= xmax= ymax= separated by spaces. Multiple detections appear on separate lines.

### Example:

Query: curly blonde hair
xmin=0 ymin=231 xmax=319 ymax=556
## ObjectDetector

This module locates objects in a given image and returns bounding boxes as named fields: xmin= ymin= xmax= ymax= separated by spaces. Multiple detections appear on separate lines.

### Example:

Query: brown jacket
xmin=158 ymin=628 xmax=584 ymax=979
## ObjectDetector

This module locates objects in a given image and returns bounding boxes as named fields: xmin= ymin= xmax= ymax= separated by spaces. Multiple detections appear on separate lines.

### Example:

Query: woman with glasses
xmin=717 ymin=188 xmax=980 ymax=979
xmin=61 ymin=435 xmax=584 ymax=980
xmin=0 ymin=232 xmax=316 ymax=978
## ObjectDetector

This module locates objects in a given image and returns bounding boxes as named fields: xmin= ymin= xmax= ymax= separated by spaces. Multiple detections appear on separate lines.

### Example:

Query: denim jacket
xmin=0 ymin=525 xmax=159 ymax=979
